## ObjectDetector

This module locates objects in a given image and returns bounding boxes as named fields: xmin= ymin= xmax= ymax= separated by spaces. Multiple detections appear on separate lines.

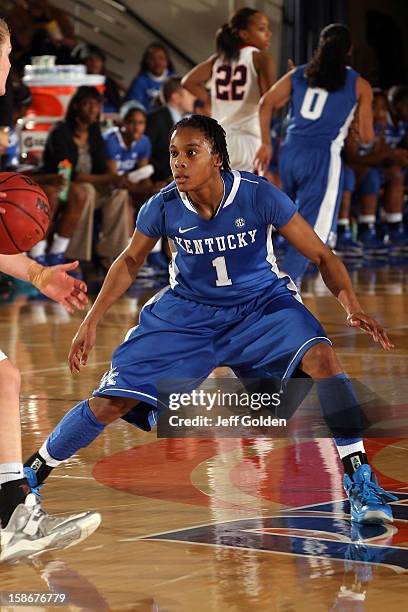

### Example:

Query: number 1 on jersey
xmin=212 ymin=256 xmax=232 ymax=286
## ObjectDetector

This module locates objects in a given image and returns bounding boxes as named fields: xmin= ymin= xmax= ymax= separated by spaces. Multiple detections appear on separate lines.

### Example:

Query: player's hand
xmin=68 ymin=321 xmax=97 ymax=374
xmin=253 ymin=143 xmax=272 ymax=175
xmin=112 ymin=173 xmax=127 ymax=189
xmin=0 ymin=190 xmax=6 ymax=213
xmin=40 ymin=261 xmax=88 ymax=314
xmin=287 ymin=58 xmax=296 ymax=71
xmin=347 ymin=311 xmax=394 ymax=350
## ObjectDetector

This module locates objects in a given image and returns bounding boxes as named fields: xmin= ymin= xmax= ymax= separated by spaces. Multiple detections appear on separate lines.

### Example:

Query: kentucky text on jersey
xmin=136 ymin=170 xmax=298 ymax=305
xmin=174 ymin=229 xmax=258 ymax=255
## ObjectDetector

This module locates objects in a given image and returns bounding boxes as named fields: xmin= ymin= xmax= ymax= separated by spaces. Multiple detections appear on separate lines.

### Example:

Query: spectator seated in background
xmin=3 ymin=82 xmax=32 ymax=170
xmin=104 ymin=101 xmax=155 ymax=231
xmin=126 ymin=42 xmax=175 ymax=110
xmin=7 ymin=0 xmax=76 ymax=70
xmin=38 ymin=86 xmax=129 ymax=270
xmin=345 ymin=89 xmax=408 ymax=254
xmin=83 ymin=44 xmax=123 ymax=113
xmin=0 ymin=81 xmax=81 ymax=267
xmin=334 ymin=164 xmax=361 ymax=256
xmin=146 ymin=76 xmax=195 ymax=187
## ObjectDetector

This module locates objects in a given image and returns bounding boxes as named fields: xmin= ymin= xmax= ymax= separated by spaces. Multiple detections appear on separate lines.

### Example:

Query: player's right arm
xmin=254 ymin=70 xmax=294 ymax=174
xmin=68 ymin=229 xmax=159 ymax=373
xmin=181 ymin=55 xmax=216 ymax=108
xmin=356 ymin=76 xmax=374 ymax=145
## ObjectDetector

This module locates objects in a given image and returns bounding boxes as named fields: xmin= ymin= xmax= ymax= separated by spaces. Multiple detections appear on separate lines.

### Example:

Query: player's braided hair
xmin=305 ymin=23 xmax=351 ymax=92
xmin=172 ymin=115 xmax=231 ymax=172
xmin=216 ymin=7 xmax=259 ymax=63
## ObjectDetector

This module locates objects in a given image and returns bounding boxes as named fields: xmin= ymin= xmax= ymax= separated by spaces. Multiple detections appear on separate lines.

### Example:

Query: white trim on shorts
xmin=282 ymin=336 xmax=332 ymax=382
xmin=314 ymin=104 xmax=357 ymax=242
xmin=94 ymin=387 xmax=167 ymax=410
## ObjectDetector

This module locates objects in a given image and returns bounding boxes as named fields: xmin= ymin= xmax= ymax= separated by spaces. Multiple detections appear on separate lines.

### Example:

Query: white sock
xmin=337 ymin=218 xmax=350 ymax=227
xmin=335 ymin=440 xmax=366 ymax=460
xmin=49 ymin=233 xmax=70 ymax=255
xmin=0 ymin=462 xmax=24 ymax=485
xmin=358 ymin=215 xmax=376 ymax=224
xmin=39 ymin=441 xmax=62 ymax=467
xmin=385 ymin=212 xmax=403 ymax=224
xmin=30 ymin=240 xmax=47 ymax=258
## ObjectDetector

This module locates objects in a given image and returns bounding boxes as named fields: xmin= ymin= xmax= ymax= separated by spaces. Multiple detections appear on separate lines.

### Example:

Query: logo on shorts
xmin=235 ymin=217 xmax=245 ymax=228
xmin=100 ymin=367 xmax=119 ymax=387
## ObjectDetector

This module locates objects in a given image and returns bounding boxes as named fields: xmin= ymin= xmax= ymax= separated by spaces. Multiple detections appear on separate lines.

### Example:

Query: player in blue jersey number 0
xmin=26 ymin=114 xmax=397 ymax=526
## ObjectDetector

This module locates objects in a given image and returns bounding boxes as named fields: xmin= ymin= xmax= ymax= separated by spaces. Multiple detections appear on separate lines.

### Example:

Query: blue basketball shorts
xmin=93 ymin=284 xmax=331 ymax=428
xmin=343 ymin=165 xmax=356 ymax=193
xmin=279 ymin=139 xmax=343 ymax=281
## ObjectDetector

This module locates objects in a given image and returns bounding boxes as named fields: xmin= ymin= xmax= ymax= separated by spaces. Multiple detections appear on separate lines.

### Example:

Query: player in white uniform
xmin=0 ymin=19 xmax=100 ymax=562
xmin=182 ymin=7 xmax=275 ymax=171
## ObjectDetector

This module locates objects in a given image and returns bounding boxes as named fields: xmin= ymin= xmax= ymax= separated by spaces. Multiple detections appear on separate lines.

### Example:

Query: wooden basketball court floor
xmin=1 ymin=263 xmax=408 ymax=611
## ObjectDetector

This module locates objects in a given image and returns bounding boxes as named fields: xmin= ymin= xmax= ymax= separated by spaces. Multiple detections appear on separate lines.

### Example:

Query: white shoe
xmin=0 ymin=493 xmax=101 ymax=562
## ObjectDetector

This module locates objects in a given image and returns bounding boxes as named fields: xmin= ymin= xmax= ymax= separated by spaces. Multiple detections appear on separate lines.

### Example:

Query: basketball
xmin=0 ymin=173 xmax=51 ymax=255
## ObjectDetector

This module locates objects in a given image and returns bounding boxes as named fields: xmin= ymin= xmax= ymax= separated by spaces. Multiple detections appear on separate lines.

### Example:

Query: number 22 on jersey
xmin=215 ymin=64 xmax=248 ymax=101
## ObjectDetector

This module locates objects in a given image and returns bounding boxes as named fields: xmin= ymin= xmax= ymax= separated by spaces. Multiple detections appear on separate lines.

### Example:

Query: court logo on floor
xmin=138 ymin=495 xmax=408 ymax=572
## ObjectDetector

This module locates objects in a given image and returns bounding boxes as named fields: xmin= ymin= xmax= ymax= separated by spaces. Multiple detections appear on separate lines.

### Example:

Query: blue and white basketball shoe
xmin=344 ymin=464 xmax=398 ymax=524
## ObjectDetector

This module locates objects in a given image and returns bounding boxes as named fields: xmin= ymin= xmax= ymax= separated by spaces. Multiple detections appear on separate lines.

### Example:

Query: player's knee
xmin=0 ymin=360 xmax=21 ymax=394
xmin=300 ymin=342 xmax=341 ymax=378
xmin=386 ymin=166 xmax=403 ymax=183
xmin=89 ymin=395 xmax=136 ymax=424
xmin=69 ymin=183 xmax=87 ymax=205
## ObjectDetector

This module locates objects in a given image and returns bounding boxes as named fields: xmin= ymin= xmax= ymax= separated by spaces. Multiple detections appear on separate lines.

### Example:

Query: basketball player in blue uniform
xmin=25 ymin=115 xmax=396 ymax=526
xmin=255 ymin=24 xmax=374 ymax=283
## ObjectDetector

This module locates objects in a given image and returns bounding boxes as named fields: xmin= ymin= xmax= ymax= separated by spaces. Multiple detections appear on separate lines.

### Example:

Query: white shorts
xmin=226 ymin=131 xmax=261 ymax=172
xmin=0 ymin=350 xmax=7 ymax=361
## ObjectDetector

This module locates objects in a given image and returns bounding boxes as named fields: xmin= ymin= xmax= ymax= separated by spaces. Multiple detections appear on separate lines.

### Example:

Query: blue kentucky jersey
xmin=384 ymin=115 xmax=407 ymax=148
xmin=126 ymin=70 xmax=172 ymax=109
xmin=104 ymin=128 xmax=151 ymax=174
xmin=136 ymin=170 xmax=297 ymax=306
xmin=5 ymin=128 xmax=19 ymax=169
xmin=285 ymin=64 xmax=359 ymax=148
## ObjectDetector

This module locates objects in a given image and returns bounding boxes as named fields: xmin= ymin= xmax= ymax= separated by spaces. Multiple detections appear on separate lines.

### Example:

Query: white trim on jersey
xmin=222 ymin=170 xmax=241 ymax=208
xmin=162 ymin=186 xmax=177 ymax=195
xmin=0 ymin=349 xmax=7 ymax=361
xmin=168 ymin=238 xmax=180 ymax=289
xmin=314 ymin=104 xmax=357 ymax=242
xmin=241 ymin=177 xmax=259 ymax=184
xmin=265 ymin=225 xmax=302 ymax=303
xmin=178 ymin=175 xmax=226 ymax=216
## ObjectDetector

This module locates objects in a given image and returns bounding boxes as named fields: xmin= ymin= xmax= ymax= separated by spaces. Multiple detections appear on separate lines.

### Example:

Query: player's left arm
xmin=253 ymin=51 xmax=276 ymax=96
xmin=356 ymin=77 xmax=374 ymax=145
xmin=279 ymin=212 xmax=393 ymax=350
xmin=254 ymin=71 xmax=294 ymax=174
xmin=181 ymin=56 xmax=216 ymax=106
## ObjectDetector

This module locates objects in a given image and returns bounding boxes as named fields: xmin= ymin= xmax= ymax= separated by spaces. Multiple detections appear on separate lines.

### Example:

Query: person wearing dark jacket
xmin=146 ymin=76 xmax=195 ymax=185
xmin=41 ymin=86 xmax=129 ymax=265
